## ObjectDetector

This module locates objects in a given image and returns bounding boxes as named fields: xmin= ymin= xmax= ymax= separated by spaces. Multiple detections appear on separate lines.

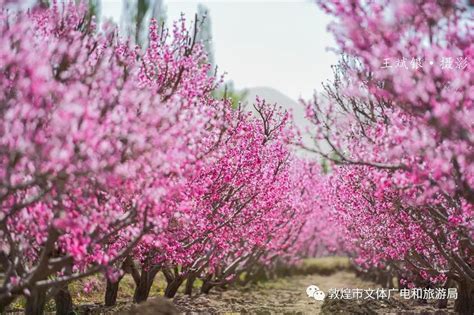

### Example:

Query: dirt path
xmin=173 ymin=271 xmax=377 ymax=314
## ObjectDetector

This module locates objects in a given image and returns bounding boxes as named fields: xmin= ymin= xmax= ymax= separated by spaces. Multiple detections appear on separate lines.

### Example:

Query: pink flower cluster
xmin=310 ymin=0 xmax=473 ymax=311
xmin=0 ymin=1 xmax=337 ymax=309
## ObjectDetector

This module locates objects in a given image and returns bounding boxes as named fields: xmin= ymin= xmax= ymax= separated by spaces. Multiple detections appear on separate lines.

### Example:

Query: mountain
xmin=242 ymin=86 xmax=315 ymax=156
xmin=243 ymin=87 xmax=299 ymax=108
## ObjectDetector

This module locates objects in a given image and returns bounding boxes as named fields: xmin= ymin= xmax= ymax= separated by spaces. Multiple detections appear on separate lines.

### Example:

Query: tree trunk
xmin=437 ymin=296 xmax=448 ymax=309
xmin=455 ymin=280 xmax=474 ymax=315
xmin=0 ymin=296 xmax=15 ymax=313
xmin=241 ymin=269 xmax=256 ymax=286
xmin=436 ymin=280 xmax=450 ymax=309
xmin=164 ymin=276 xmax=184 ymax=298
xmin=252 ymin=266 xmax=268 ymax=283
xmin=54 ymin=286 xmax=73 ymax=315
xmin=133 ymin=268 xmax=159 ymax=303
xmin=376 ymin=270 xmax=390 ymax=288
xmin=105 ymin=277 xmax=122 ymax=307
xmin=200 ymin=279 xmax=214 ymax=294
xmin=184 ymin=273 xmax=196 ymax=295
xmin=25 ymin=288 xmax=47 ymax=315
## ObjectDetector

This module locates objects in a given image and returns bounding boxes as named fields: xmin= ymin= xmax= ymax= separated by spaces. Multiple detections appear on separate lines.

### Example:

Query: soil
xmin=171 ymin=271 xmax=455 ymax=314
xmin=20 ymin=270 xmax=454 ymax=314
xmin=173 ymin=271 xmax=359 ymax=313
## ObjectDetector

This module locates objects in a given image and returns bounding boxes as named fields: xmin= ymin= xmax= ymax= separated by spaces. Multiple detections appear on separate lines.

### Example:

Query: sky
xmin=101 ymin=0 xmax=338 ymax=100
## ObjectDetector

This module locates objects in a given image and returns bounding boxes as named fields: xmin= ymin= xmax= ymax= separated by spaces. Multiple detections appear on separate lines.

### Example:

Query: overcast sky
xmin=101 ymin=0 xmax=338 ymax=100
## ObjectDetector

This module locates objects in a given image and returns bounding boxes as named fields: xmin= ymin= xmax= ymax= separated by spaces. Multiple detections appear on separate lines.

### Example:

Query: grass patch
xmin=299 ymin=256 xmax=351 ymax=276
xmin=254 ymin=276 xmax=291 ymax=290
xmin=274 ymin=256 xmax=351 ymax=278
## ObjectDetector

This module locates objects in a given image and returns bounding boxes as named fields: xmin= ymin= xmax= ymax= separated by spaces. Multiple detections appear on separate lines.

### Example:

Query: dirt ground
xmin=173 ymin=271 xmax=360 ymax=313
xmin=9 ymin=258 xmax=454 ymax=315
xmin=171 ymin=271 xmax=454 ymax=314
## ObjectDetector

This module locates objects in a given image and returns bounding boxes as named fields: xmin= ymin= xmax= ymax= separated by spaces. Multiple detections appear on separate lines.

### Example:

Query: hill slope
xmin=243 ymin=87 xmax=314 ymax=155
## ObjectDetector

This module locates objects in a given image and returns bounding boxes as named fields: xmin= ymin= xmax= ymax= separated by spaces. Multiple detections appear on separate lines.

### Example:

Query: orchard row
xmin=0 ymin=2 xmax=337 ymax=313
xmin=0 ymin=0 xmax=472 ymax=314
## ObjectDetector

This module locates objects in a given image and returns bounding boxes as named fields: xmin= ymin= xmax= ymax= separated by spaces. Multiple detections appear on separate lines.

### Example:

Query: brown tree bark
xmin=105 ymin=276 xmax=123 ymax=307
xmin=164 ymin=276 xmax=185 ymax=298
xmin=54 ymin=285 xmax=73 ymax=315
xmin=184 ymin=273 xmax=196 ymax=295
xmin=455 ymin=280 xmax=474 ymax=315
xmin=133 ymin=267 xmax=160 ymax=303
xmin=25 ymin=288 xmax=47 ymax=315
xmin=200 ymin=281 xmax=213 ymax=294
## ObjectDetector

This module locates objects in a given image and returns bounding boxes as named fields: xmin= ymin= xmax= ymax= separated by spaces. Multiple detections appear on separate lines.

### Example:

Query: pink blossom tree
xmin=0 ymin=2 xmax=334 ymax=313
xmin=0 ymin=2 xmax=221 ymax=313
xmin=121 ymin=99 xmax=309 ymax=300
xmin=308 ymin=0 xmax=473 ymax=312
